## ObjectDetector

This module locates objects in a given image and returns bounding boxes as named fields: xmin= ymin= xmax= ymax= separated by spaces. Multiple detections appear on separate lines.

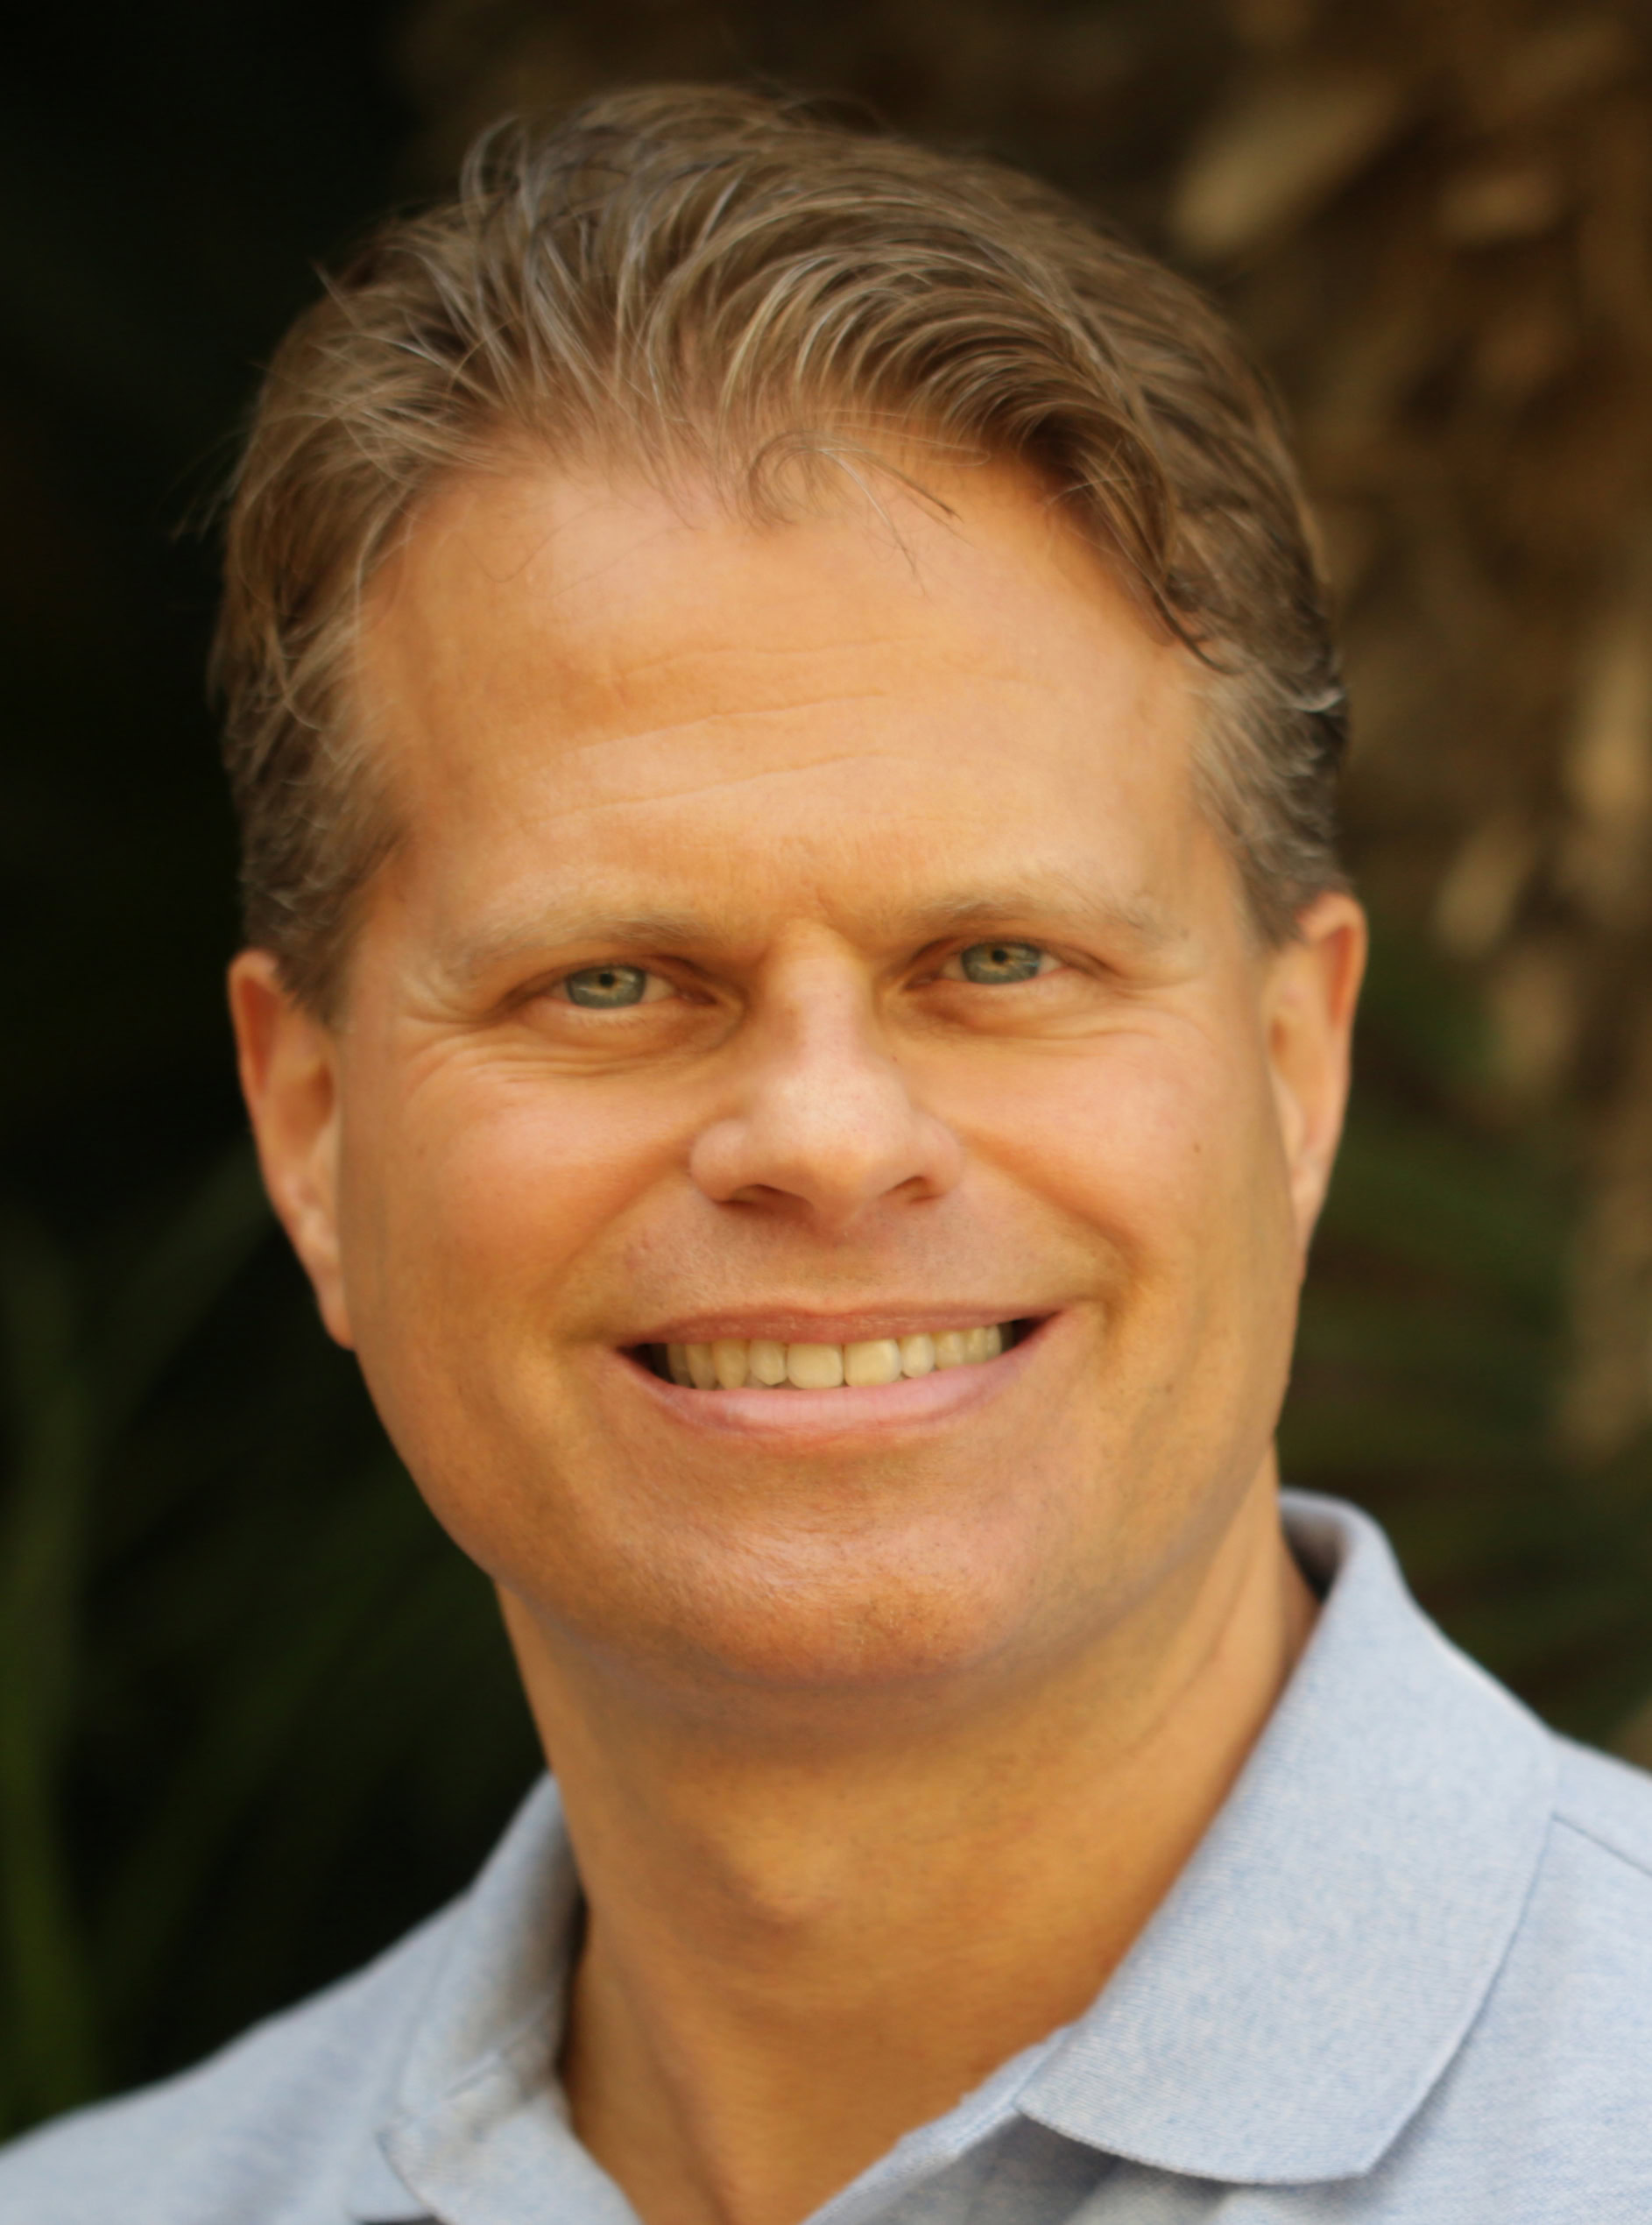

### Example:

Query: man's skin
xmin=229 ymin=447 xmax=1366 ymax=2225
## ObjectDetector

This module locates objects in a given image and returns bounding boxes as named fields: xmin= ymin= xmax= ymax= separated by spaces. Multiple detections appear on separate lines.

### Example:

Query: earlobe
xmin=227 ymin=950 xmax=355 ymax=1348
xmin=1264 ymin=894 xmax=1368 ymax=1262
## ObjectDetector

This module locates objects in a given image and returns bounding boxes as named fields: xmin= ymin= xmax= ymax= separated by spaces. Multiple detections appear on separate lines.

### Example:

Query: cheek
xmin=336 ymin=1054 xmax=682 ymax=1342
xmin=947 ymin=1026 xmax=1286 ymax=1268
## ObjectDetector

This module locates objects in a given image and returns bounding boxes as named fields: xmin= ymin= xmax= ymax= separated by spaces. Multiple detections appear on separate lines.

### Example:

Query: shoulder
xmin=1507 ymin=1733 xmax=1652 ymax=2004
xmin=1493 ymin=1734 xmax=1652 ymax=2044
xmin=1500 ymin=1732 xmax=1652 ymax=2030
xmin=0 ymin=1904 xmax=456 ymax=2225
xmin=1550 ymin=1732 xmax=1652 ymax=1881
xmin=1405 ymin=1733 xmax=1652 ymax=2207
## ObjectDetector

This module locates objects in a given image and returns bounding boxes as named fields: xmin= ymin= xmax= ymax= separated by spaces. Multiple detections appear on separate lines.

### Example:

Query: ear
xmin=1261 ymin=892 xmax=1367 ymax=1267
xmin=228 ymin=950 xmax=355 ymax=1347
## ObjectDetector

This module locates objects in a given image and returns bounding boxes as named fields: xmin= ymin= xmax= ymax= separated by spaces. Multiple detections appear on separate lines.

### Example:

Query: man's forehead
xmin=357 ymin=452 xmax=1226 ymax=979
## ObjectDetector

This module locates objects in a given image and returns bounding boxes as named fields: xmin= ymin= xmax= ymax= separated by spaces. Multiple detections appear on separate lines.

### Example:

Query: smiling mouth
xmin=635 ymin=1321 xmax=1034 ymax=1392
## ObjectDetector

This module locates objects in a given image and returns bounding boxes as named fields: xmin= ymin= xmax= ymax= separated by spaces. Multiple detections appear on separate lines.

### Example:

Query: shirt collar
xmin=349 ymin=1772 xmax=594 ymax=2221
xmin=1017 ymin=1491 xmax=1558 ymax=2181
xmin=353 ymin=1491 xmax=1559 ymax=2215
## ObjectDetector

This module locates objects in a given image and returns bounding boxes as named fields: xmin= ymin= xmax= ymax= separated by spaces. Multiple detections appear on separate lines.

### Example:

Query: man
xmin=4 ymin=81 xmax=1649 ymax=2225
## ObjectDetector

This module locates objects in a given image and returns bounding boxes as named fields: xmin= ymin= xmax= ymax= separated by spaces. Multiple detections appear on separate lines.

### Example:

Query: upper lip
xmin=625 ymin=1307 xmax=1048 ymax=1346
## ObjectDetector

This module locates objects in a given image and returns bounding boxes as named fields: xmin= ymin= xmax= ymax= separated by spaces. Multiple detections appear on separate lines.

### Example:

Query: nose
xmin=688 ymin=957 xmax=964 ymax=1231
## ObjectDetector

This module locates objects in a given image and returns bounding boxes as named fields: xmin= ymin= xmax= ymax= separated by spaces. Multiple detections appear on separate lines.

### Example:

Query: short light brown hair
xmin=215 ymin=82 xmax=1347 ymax=1014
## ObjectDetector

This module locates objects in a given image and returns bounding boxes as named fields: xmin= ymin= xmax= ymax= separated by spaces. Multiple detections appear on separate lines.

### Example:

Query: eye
xmin=556 ymin=964 xmax=668 ymax=1009
xmin=945 ymin=940 xmax=1055 ymax=985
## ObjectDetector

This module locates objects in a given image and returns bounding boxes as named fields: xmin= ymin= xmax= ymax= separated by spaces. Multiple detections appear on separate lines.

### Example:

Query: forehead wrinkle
xmin=538 ymin=698 xmax=904 ymax=781
xmin=483 ymin=745 xmax=918 ymax=826
xmin=575 ymin=626 xmax=1069 ymax=710
xmin=442 ymin=661 xmax=1119 ymax=813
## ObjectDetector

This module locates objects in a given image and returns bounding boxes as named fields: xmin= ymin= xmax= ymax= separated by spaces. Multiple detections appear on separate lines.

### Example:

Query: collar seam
xmin=385 ymin=1970 xmax=564 ymax=2138
xmin=1550 ymin=1808 xmax=1652 ymax=1883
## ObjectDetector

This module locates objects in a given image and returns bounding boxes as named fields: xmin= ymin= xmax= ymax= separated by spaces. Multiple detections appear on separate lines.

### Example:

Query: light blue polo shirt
xmin=5 ymin=1492 xmax=1652 ymax=2222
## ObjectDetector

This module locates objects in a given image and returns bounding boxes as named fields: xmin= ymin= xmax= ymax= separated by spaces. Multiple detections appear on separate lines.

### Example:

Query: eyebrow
xmin=442 ymin=908 xmax=727 ymax=987
xmin=441 ymin=872 xmax=1186 ymax=986
xmin=899 ymin=880 xmax=1183 ymax=951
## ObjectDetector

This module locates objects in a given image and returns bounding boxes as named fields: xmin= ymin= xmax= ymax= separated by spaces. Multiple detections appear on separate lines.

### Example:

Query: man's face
xmin=236 ymin=452 xmax=1360 ymax=1704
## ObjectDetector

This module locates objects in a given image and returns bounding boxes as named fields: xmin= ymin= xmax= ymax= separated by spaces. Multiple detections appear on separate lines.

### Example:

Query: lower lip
xmin=612 ymin=1318 xmax=1055 ymax=1442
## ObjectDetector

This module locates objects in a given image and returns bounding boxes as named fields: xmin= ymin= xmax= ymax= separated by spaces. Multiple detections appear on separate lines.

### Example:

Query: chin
xmin=586 ymin=1521 xmax=1070 ymax=1713
xmin=713 ymin=1597 xmax=1014 ymax=1695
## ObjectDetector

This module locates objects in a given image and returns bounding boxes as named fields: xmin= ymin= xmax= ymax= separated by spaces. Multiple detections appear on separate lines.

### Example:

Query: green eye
xmin=956 ymin=941 xmax=1048 ymax=985
xmin=561 ymin=964 xmax=653 ymax=1008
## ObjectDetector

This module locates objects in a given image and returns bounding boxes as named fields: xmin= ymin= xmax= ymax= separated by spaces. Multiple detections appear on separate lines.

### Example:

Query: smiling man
xmin=6 ymin=81 xmax=1652 ymax=2225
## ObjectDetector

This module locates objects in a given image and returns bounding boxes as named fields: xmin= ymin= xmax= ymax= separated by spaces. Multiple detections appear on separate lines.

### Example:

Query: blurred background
xmin=5 ymin=0 xmax=1652 ymax=2140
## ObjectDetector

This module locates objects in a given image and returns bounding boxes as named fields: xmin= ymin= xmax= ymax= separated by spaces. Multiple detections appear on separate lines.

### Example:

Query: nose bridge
xmin=764 ymin=966 xmax=903 ymax=1136
xmin=763 ymin=939 xmax=886 ymax=1077
xmin=689 ymin=940 xmax=961 ymax=1222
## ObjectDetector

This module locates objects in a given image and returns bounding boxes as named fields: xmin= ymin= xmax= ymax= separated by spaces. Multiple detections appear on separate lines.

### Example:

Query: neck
xmin=500 ymin=1470 xmax=1316 ymax=2225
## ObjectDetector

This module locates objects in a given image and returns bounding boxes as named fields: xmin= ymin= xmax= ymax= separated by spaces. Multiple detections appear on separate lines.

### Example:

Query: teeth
xmin=844 ymin=1338 xmax=902 ymax=1387
xmin=787 ymin=1341 xmax=844 ymax=1389
xmin=711 ymin=1339 xmax=749 ymax=1390
xmin=664 ymin=1323 xmax=1013 ymax=1391
xmin=749 ymin=1338 xmax=787 ymax=1386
